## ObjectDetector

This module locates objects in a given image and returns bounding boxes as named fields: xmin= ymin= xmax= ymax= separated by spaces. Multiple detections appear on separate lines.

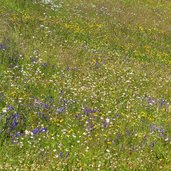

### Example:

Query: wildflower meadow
xmin=0 ymin=0 xmax=171 ymax=170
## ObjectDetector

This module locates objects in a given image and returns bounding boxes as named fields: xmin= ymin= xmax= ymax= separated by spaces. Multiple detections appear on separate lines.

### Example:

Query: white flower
xmin=25 ymin=130 xmax=31 ymax=135
xmin=165 ymin=138 xmax=169 ymax=142
xmin=106 ymin=118 xmax=110 ymax=123
xmin=2 ymin=107 xmax=7 ymax=113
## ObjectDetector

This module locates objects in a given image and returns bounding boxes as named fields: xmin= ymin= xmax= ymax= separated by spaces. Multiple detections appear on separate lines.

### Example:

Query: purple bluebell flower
xmin=59 ymin=152 xmax=62 ymax=158
xmin=32 ymin=127 xmax=47 ymax=135
xmin=84 ymin=108 xmax=97 ymax=116
xmin=44 ymin=104 xmax=48 ymax=109
xmin=146 ymin=97 xmax=158 ymax=106
xmin=84 ymin=108 xmax=93 ymax=114
xmin=12 ymin=136 xmax=16 ymax=144
xmin=57 ymin=107 xmax=65 ymax=113
xmin=39 ymin=128 xmax=47 ymax=133
xmin=15 ymin=131 xmax=22 ymax=137
xmin=13 ymin=113 xmax=18 ymax=119
xmin=6 ymin=116 xmax=11 ymax=123
xmin=102 ymin=120 xmax=107 ymax=128
xmin=33 ymin=128 xmax=39 ymax=135
xmin=10 ymin=119 xmax=18 ymax=130
xmin=7 ymin=106 xmax=14 ymax=110
xmin=150 ymin=124 xmax=157 ymax=131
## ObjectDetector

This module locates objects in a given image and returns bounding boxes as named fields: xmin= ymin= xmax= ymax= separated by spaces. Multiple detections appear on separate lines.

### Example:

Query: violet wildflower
xmin=13 ymin=113 xmax=18 ymax=119
xmin=150 ymin=124 xmax=157 ymax=131
xmin=6 ymin=116 xmax=11 ymax=123
xmin=102 ymin=120 xmax=107 ymax=128
xmin=84 ymin=108 xmax=96 ymax=116
xmin=7 ymin=106 xmax=14 ymax=110
xmin=57 ymin=107 xmax=65 ymax=113
xmin=32 ymin=127 xmax=47 ymax=135
xmin=33 ymin=128 xmax=39 ymax=135
xmin=59 ymin=152 xmax=62 ymax=158
xmin=39 ymin=128 xmax=47 ymax=133
xmin=11 ymin=119 xmax=18 ymax=130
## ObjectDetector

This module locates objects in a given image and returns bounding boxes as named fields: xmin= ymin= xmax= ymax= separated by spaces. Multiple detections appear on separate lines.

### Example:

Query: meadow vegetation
xmin=0 ymin=0 xmax=171 ymax=170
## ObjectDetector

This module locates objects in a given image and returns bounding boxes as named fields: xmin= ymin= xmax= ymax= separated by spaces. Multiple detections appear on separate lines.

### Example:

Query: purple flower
xmin=59 ymin=152 xmax=62 ymax=158
xmin=44 ymin=104 xmax=48 ymax=109
xmin=13 ymin=113 xmax=18 ymax=119
xmin=33 ymin=128 xmax=39 ymax=135
xmin=57 ymin=107 xmax=65 ymax=113
xmin=6 ymin=116 xmax=11 ymax=123
xmin=15 ymin=131 xmax=21 ymax=137
xmin=84 ymin=108 xmax=96 ymax=116
xmin=102 ymin=120 xmax=107 ymax=128
xmin=150 ymin=124 xmax=157 ymax=131
xmin=39 ymin=128 xmax=47 ymax=133
xmin=32 ymin=127 xmax=47 ymax=135
xmin=10 ymin=120 xmax=18 ymax=130
xmin=84 ymin=108 xmax=93 ymax=114
xmin=7 ymin=106 xmax=14 ymax=110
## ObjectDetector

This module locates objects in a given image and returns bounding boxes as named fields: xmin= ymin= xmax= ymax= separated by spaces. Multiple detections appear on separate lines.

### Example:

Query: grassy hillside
xmin=0 ymin=0 xmax=171 ymax=170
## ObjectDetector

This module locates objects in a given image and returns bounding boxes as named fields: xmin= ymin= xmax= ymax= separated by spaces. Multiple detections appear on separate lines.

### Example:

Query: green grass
xmin=0 ymin=0 xmax=171 ymax=170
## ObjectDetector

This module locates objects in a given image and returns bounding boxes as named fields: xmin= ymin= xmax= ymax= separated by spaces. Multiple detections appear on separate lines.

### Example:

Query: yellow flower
xmin=107 ymin=141 xmax=112 ymax=145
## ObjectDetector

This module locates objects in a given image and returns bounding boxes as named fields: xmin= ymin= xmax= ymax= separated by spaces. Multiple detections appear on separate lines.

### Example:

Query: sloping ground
xmin=0 ymin=0 xmax=171 ymax=170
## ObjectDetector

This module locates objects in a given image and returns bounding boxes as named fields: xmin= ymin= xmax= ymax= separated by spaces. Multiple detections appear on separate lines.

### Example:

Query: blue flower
xmin=59 ymin=152 xmax=62 ymax=158
xmin=84 ymin=108 xmax=96 ymax=116
xmin=10 ymin=119 xmax=18 ymax=130
xmin=32 ymin=127 xmax=47 ymax=135
xmin=39 ymin=128 xmax=47 ymax=133
xmin=7 ymin=106 xmax=14 ymax=110
xmin=57 ymin=107 xmax=65 ymax=113
xmin=102 ymin=120 xmax=107 ymax=128
xmin=13 ymin=113 xmax=18 ymax=119
xmin=6 ymin=116 xmax=11 ymax=123
xmin=33 ymin=128 xmax=39 ymax=135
